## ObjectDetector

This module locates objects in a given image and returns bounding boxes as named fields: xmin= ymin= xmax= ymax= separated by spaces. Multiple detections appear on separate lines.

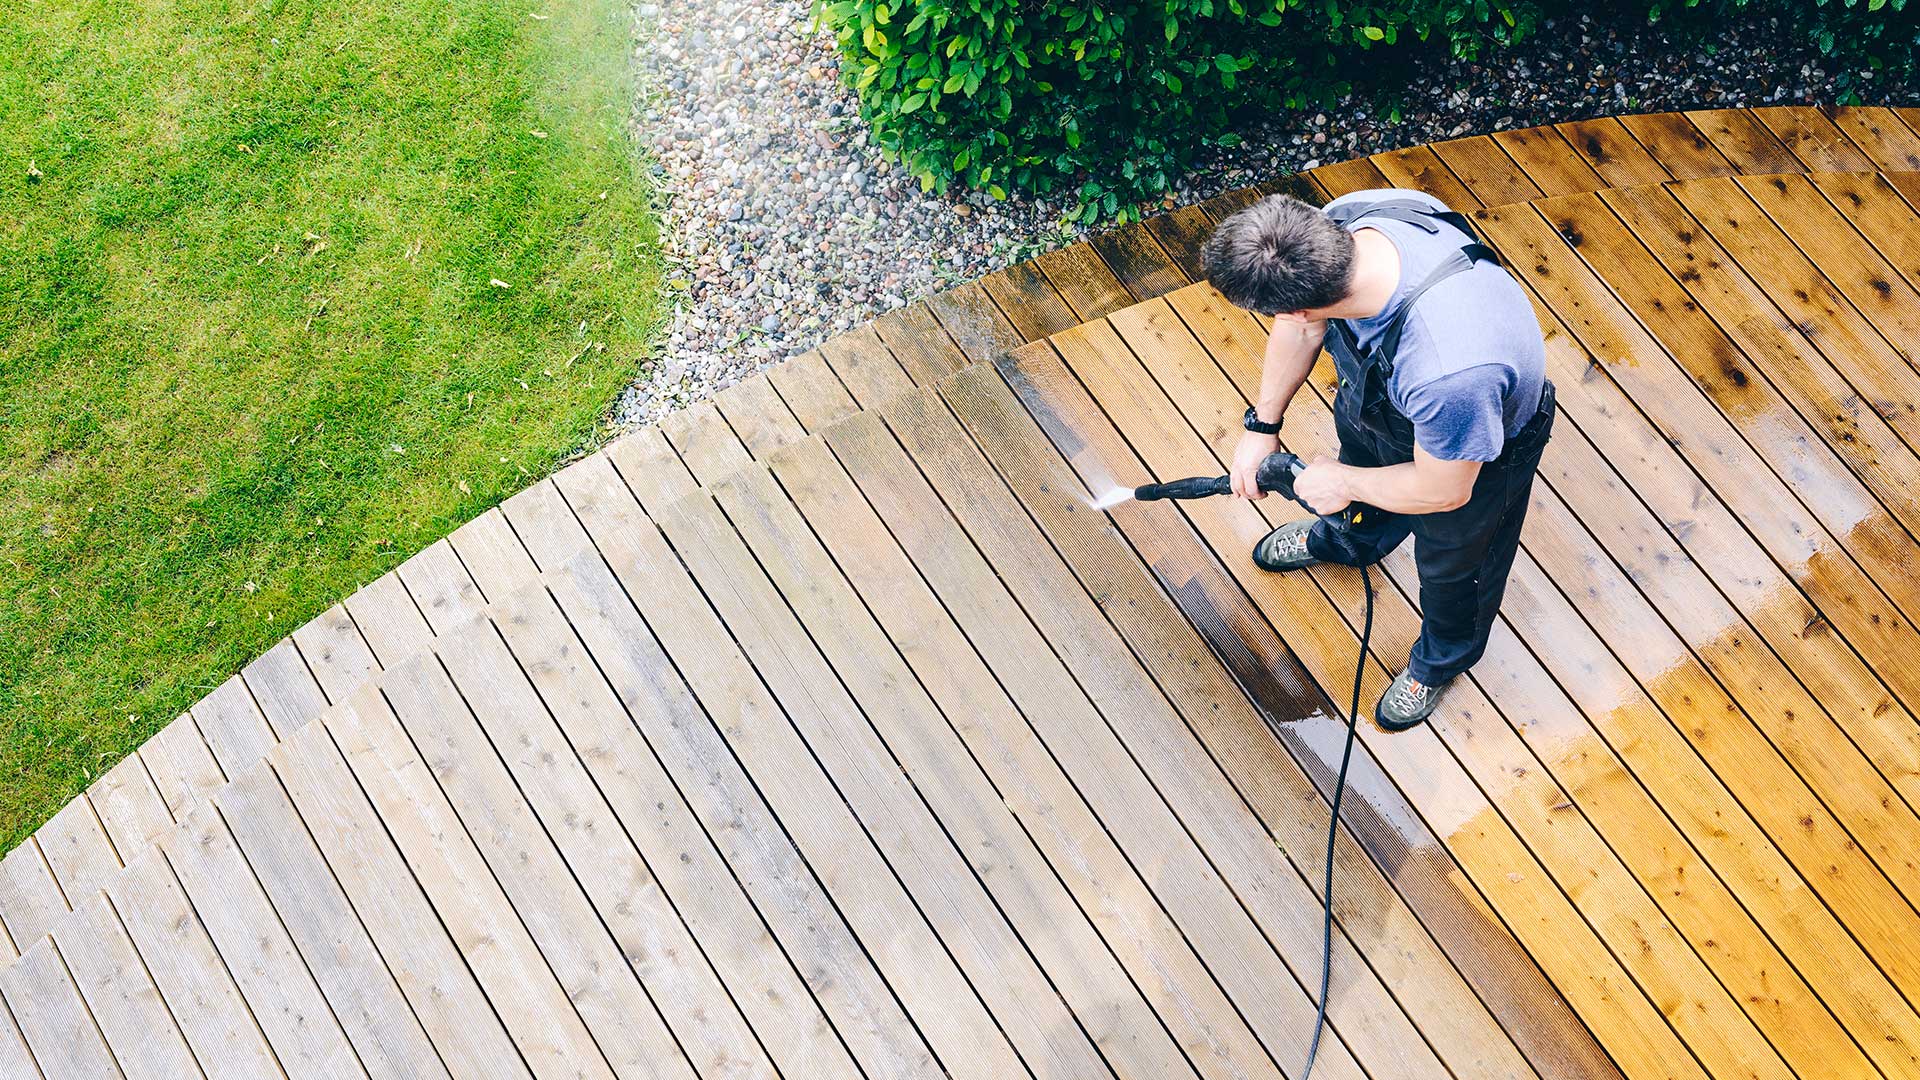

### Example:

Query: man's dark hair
xmin=1202 ymin=195 xmax=1357 ymax=316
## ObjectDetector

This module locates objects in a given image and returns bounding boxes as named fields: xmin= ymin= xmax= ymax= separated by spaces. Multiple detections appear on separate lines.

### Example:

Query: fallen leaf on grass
xmin=529 ymin=129 xmax=548 ymax=139
xmin=490 ymin=278 xmax=511 ymax=289
xmin=26 ymin=160 xmax=42 ymax=181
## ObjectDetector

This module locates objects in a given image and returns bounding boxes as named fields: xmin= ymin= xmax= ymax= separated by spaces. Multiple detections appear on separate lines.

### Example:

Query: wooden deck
xmin=6 ymin=105 xmax=1920 ymax=1079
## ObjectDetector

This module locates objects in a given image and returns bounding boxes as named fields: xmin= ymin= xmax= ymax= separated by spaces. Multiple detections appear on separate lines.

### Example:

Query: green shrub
xmin=817 ymin=0 xmax=1538 ymax=220
xmin=816 ymin=0 xmax=1917 ymax=217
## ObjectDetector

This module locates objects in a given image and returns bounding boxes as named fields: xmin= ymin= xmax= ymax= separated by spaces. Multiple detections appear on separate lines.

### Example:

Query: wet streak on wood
xmin=1734 ymin=172 xmax=1920 ymax=372
xmin=993 ymin=333 xmax=1690 ymax=1080
xmin=939 ymin=272 xmax=1608 ymax=1079
xmin=1477 ymin=202 xmax=1920 ymax=729
xmin=978 ymin=262 xmax=1082 ymax=341
xmin=924 ymin=279 xmax=1026 ymax=362
xmin=1095 ymin=296 xmax=1807 ymax=1080
xmin=1807 ymin=171 xmax=1920 ymax=294
xmin=1088 ymin=221 xmax=1190 ymax=301
xmin=1032 ymin=242 xmax=1136 ymax=322
xmin=1141 ymin=202 xmax=1215 ymax=282
xmin=1364 ymin=146 xmax=1478 ymax=208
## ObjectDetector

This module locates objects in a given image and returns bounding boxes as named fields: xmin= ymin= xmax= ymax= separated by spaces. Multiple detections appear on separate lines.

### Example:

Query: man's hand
xmin=1230 ymin=431 xmax=1280 ymax=499
xmin=1293 ymin=456 xmax=1355 ymax=514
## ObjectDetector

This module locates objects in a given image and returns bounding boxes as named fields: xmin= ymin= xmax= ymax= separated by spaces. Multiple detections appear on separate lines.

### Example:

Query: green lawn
xmin=0 ymin=0 xmax=661 ymax=848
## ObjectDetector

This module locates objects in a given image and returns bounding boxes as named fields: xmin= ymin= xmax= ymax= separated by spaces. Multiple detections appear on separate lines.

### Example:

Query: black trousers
xmin=1305 ymin=382 xmax=1556 ymax=684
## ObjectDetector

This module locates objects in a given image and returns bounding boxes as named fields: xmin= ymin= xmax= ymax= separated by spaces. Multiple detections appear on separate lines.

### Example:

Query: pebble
xmin=616 ymin=4 xmax=1902 ymax=426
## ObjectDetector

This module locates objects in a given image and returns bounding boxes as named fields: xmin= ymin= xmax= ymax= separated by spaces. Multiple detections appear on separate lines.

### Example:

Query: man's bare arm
xmin=1294 ymin=443 xmax=1480 ymax=515
xmin=1232 ymin=317 xmax=1326 ymax=498
xmin=1254 ymin=317 xmax=1325 ymax=422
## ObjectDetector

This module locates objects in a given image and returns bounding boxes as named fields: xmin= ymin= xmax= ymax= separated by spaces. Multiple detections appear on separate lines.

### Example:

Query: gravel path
xmin=618 ymin=3 xmax=1914 ymax=426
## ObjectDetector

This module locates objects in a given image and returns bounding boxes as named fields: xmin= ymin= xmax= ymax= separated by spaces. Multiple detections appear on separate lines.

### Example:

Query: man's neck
xmin=1320 ymin=228 xmax=1400 ymax=320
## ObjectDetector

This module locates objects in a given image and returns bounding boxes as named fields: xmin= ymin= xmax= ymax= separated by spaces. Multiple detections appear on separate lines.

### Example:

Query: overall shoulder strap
xmin=1377 ymin=244 xmax=1498 ymax=367
xmin=1325 ymin=196 xmax=1489 ymax=248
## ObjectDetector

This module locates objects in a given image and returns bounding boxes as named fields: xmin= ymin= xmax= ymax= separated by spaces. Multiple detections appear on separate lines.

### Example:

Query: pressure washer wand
xmin=1132 ymin=450 xmax=1363 ymax=532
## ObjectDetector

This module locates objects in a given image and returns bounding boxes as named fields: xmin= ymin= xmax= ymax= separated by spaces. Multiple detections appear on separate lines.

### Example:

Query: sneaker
xmin=1252 ymin=519 xmax=1320 ymax=572
xmin=1376 ymin=669 xmax=1449 ymax=731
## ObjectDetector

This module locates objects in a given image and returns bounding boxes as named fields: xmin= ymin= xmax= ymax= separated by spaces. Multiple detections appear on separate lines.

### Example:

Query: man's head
xmin=1202 ymin=194 xmax=1356 ymax=318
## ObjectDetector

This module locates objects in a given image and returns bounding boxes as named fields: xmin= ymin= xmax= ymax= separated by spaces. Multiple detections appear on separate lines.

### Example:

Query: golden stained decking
xmin=5 ymin=105 xmax=1920 ymax=1079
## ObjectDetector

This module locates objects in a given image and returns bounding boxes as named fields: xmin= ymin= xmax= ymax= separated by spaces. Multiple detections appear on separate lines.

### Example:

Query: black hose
xmin=1301 ymin=563 xmax=1373 ymax=1079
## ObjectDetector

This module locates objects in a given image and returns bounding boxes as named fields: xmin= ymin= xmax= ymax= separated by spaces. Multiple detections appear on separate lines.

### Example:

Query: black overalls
xmin=1304 ymin=198 xmax=1558 ymax=685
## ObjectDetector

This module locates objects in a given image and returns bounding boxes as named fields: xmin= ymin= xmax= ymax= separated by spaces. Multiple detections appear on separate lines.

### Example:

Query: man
xmin=1202 ymin=189 xmax=1555 ymax=730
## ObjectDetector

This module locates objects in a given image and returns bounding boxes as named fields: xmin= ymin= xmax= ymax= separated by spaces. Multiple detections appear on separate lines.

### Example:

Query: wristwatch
xmin=1242 ymin=405 xmax=1282 ymax=436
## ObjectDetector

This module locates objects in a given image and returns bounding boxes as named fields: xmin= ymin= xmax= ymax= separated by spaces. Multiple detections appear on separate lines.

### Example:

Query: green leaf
xmin=1165 ymin=14 xmax=1178 ymax=40
xmin=1361 ymin=24 xmax=1384 ymax=40
xmin=1214 ymin=53 xmax=1237 ymax=71
xmin=900 ymin=92 xmax=927 ymax=113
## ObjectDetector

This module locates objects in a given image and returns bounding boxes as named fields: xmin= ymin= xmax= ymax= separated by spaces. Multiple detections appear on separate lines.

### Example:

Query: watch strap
xmin=1242 ymin=406 xmax=1282 ymax=436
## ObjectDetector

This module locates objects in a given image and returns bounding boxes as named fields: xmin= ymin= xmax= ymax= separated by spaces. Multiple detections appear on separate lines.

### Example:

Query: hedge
xmin=815 ymin=0 xmax=1916 ymax=219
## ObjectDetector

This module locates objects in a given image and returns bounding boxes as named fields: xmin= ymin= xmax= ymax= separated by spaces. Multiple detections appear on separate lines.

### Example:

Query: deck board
xmin=16 ymin=110 xmax=1920 ymax=1080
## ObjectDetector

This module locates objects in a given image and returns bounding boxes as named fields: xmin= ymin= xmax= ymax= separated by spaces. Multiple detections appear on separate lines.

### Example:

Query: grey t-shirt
xmin=1325 ymin=188 xmax=1547 ymax=462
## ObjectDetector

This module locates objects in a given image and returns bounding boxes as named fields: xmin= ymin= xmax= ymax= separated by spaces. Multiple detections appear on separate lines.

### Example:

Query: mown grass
xmin=0 ymin=0 xmax=661 ymax=848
